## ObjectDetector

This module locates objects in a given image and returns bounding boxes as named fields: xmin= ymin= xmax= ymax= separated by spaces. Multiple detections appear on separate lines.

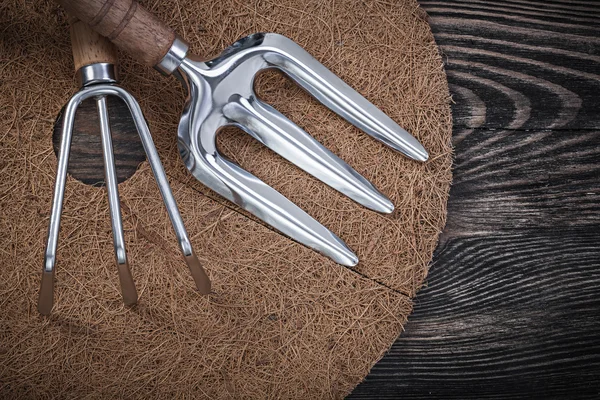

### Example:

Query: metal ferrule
xmin=77 ymin=63 xmax=118 ymax=87
xmin=155 ymin=36 xmax=189 ymax=76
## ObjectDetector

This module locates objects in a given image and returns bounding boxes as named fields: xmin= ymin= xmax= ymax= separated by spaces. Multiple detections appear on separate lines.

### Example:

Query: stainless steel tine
xmin=116 ymin=89 xmax=211 ymax=294
xmin=261 ymin=34 xmax=429 ymax=162
xmin=223 ymin=96 xmax=394 ymax=213
xmin=97 ymin=95 xmax=138 ymax=305
xmin=38 ymin=92 xmax=81 ymax=315
xmin=208 ymin=150 xmax=359 ymax=267
xmin=176 ymin=103 xmax=360 ymax=267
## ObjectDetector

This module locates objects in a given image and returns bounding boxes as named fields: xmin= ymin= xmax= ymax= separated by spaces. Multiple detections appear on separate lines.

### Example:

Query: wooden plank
xmin=350 ymin=230 xmax=600 ymax=399
xmin=445 ymin=127 xmax=600 ymax=233
xmin=427 ymin=1 xmax=600 ymax=130
xmin=349 ymin=0 xmax=600 ymax=397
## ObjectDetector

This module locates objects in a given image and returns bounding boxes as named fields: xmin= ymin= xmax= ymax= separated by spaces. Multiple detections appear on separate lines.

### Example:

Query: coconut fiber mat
xmin=0 ymin=0 xmax=452 ymax=398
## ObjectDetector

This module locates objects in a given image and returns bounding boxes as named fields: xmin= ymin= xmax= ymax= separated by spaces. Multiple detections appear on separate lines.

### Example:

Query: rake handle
xmin=70 ymin=17 xmax=118 ymax=71
xmin=57 ymin=0 xmax=175 ymax=67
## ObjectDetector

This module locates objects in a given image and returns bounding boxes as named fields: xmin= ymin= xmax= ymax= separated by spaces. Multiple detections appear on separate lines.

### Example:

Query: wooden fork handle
xmin=69 ymin=17 xmax=118 ymax=71
xmin=57 ymin=0 xmax=175 ymax=67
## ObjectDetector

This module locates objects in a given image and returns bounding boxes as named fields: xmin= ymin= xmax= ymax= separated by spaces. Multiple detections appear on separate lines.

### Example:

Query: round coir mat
xmin=0 ymin=0 xmax=452 ymax=398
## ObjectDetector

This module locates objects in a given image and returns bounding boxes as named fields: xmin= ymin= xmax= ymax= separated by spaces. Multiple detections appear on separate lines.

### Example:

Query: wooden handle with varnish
xmin=70 ymin=17 xmax=118 ymax=71
xmin=58 ymin=0 xmax=175 ymax=67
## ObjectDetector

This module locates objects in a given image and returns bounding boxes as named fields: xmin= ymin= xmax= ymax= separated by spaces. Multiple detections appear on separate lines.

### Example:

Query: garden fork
xmin=55 ymin=0 xmax=429 ymax=267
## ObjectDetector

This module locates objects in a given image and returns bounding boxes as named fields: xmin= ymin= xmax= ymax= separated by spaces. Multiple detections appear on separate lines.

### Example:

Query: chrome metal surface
xmin=77 ymin=62 xmax=117 ymax=87
xmin=97 ymin=95 xmax=138 ymax=305
xmin=172 ymin=33 xmax=429 ymax=266
xmin=155 ymin=36 xmax=189 ymax=76
xmin=97 ymin=95 xmax=127 ymax=266
xmin=38 ymin=79 xmax=209 ymax=315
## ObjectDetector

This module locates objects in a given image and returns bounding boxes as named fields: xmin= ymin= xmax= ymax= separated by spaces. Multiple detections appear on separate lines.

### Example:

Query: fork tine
xmin=213 ymin=154 xmax=359 ymax=266
xmin=261 ymin=34 xmax=429 ymax=161
xmin=223 ymin=96 xmax=394 ymax=213
xmin=180 ymin=112 xmax=358 ymax=266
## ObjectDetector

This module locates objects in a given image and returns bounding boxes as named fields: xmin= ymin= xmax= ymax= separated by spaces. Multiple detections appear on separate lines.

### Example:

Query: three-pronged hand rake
xmin=38 ymin=19 xmax=210 ymax=315
xmin=55 ymin=0 xmax=429 ymax=267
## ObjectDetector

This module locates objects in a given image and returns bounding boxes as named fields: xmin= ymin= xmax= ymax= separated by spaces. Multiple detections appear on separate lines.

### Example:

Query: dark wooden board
xmin=349 ymin=0 xmax=600 ymax=398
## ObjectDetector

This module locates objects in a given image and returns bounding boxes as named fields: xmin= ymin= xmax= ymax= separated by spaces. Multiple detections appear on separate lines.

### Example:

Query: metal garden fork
xmin=55 ymin=0 xmax=429 ymax=267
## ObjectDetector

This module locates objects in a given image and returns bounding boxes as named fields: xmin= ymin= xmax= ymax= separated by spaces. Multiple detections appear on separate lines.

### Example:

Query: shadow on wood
xmin=52 ymin=96 xmax=146 ymax=186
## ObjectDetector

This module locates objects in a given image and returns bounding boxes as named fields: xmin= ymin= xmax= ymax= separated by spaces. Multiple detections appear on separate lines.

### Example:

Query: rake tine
xmin=261 ymin=34 xmax=429 ymax=162
xmin=214 ymin=155 xmax=359 ymax=266
xmin=97 ymin=95 xmax=138 ymax=306
xmin=37 ymin=90 xmax=82 ymax=316
xmin=223 ymin=96 xmax=394 ymax=213
xmin=117 ymin=88 xmax=212 ymax=295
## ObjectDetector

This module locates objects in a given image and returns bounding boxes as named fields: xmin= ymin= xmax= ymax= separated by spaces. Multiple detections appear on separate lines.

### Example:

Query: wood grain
xmin=350 ymin=0 xmax=600 ymax=398
xmin=70 ymin=19 xmax=118 ymax=71
xmin=56 ymin=0 xmax=175 ymax=66
xmin=351 ymin=231 xmax=600 ymax=399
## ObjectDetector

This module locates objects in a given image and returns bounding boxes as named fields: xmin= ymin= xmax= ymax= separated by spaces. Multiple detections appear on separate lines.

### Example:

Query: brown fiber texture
xmin=0 ymin=0 xmax=452 ymax=399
